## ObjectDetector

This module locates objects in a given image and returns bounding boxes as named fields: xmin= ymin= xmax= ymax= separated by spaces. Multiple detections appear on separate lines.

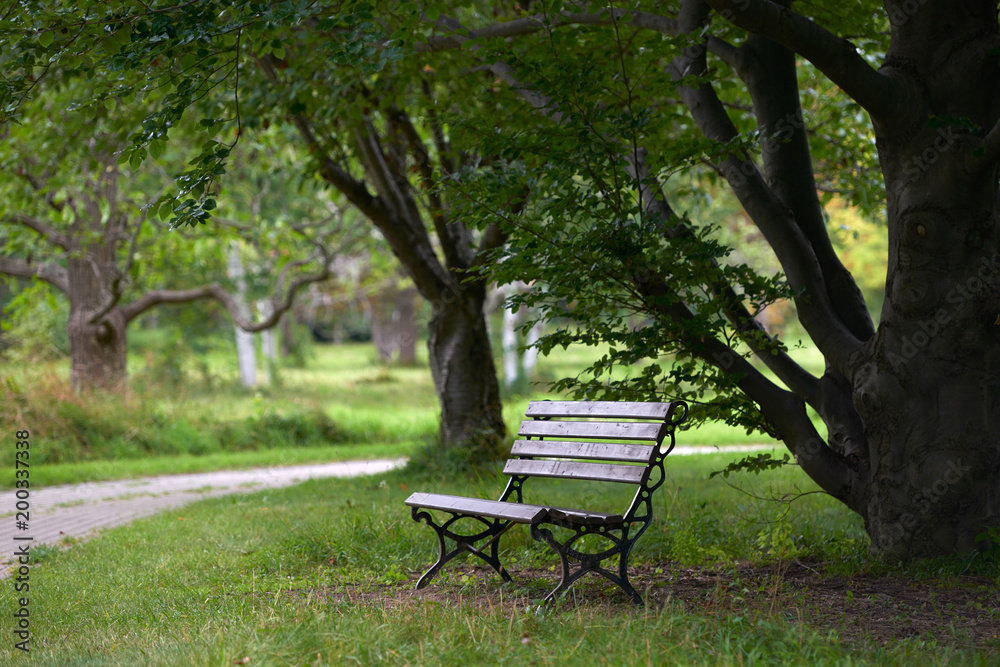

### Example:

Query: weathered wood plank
xmin=518 ymin=420 xmax=664 ymax=441
xmin=405 ymin=492 xmax=547 ymax=523
xmin=544 ymin=506 xmax=623 ymax=525
xmin=503 ymin=459 xmax=648 ymax=484
xmin=525 ymin=400 xmax=674 ymax=420
xmin=510 ymin=439 xmax=656 ymax=463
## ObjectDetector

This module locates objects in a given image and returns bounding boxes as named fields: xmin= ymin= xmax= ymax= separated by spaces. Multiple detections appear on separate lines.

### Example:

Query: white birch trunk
xmin=227 ymin=244 xmax=257 ymax=388
xmin=522 ymin=318 xmax=544 ymax=379
xmin=501 ymin=291 xmax=519 ymax=389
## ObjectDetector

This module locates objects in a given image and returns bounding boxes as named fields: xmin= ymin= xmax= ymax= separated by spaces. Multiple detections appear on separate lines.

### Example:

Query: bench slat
xmin=525 ymin=400 xmax=674 ymax=420
xmin=405 ymin=492 xmax=548 ymax=523
xmin=545 ymin=506 xmax=624 ymax=525
xmin=518 ymin=420 xmax=664 ymax=442
xmin=504 ymin=459 xmax=648 ymax=484
xmin=510 ymin=439 xmax=656 ymax=463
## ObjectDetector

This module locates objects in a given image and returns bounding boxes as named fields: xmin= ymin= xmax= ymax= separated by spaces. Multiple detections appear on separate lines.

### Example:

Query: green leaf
xmin=39 ymin=31 xmax=55 ymax=48
xmin=158 ymin=201 xmax=173 ymax=221
xmin=149 ymin=140 xmax=165 ymax=160
xmin=104 ymin=97 xmax=116 ymax=110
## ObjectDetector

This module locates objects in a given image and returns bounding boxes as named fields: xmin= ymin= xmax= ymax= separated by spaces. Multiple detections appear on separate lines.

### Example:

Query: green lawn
xmin=3 ymin=454 xmax=996 ymax=665
xmin=2 ymin=340 xmax=997 ymax=664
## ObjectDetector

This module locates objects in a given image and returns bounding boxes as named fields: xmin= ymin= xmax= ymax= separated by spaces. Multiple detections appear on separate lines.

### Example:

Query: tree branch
xmin=120 ymin=222 xmax=343 ymax=328
xmin=703 ymin=0 xmax=902 ymax=123
xmin=669 ymin=8 xmax=864 ymax=374
xmin=86 ymin=211 xmax=148 ymax=325
xmin=627 ymin=146 xmax=825 ymax=404
xmin=257 ymin=55 xmax=453 ymax=302
xmin=387 ymin=105 xmax=472 ymax=270
xmin=421 ymin=78 xmax=456 ymax=175
xmin=632 ymin=262 xmax=861 ymax=509
xmin=418 ymin=9 xmax=681 ymax=53
xmin=736 ymin=30 xmax=875 ymax=342
xmin=4 ymin=213 xmax=73 ymax=250
xmin=350 ymin=119 xmax=453 ymax=300
xmin=0 ymin=256 xmax=70 ymax=293
xmin=255 ymin=56 xmax=385 ymax=223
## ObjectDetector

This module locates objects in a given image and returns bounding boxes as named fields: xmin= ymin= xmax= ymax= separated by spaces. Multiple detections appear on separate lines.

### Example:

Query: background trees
xmin=0 ymin=76 xmax=352 ymax=390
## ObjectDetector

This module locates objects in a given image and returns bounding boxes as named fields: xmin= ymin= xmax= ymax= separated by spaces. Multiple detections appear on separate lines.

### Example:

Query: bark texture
xmin=850 ymin=1 xmax=1000 ymax=557
xmin=428 ymin=285 xmax=506 ymax=453
xmin=66 ymin=253 xmax=128 ymax=392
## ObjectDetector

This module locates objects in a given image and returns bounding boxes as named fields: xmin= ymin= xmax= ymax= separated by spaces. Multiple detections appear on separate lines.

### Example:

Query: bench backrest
xmin=500 ymin=400 xmax=688 ymax=523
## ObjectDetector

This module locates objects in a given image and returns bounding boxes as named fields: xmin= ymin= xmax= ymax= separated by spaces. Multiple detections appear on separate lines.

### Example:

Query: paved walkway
xmin=2 ymin=445 xmax=778 ymax=576
xmin=2 ymin=458 xmax=405 ymax=576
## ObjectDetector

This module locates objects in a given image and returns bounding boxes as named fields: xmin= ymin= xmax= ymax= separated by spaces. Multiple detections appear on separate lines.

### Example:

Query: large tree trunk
xmin=851 ymin=3 xmax=1000 ymax=558
xmin=66 ymin=255 xmax=127 ymax=392
xmin=427 ymin=283 xmax=506 ymax=455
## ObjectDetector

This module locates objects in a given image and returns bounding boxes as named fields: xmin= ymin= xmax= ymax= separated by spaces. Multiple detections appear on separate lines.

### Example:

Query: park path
xmin=2 ymin=458 xmax=405 ymax=577
xmin=3 ymin=444 xmax=777 ymax=576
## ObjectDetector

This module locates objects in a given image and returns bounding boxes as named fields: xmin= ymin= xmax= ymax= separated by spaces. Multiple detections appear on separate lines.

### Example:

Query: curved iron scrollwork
xmin=410 ymin=507 xmax=515 ymax=589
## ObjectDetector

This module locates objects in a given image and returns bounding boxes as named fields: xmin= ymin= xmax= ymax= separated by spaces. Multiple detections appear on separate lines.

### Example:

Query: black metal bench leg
xmin=411 ymin=507 xmax=514 ymax=589
xmin=613 ymin=546 xmax=643 ymax=605
xmin=531 ymin=523 xmax=644 ymax=605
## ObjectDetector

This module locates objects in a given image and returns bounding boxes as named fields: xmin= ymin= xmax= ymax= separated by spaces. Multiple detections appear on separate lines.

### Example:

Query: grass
xmin=3 ymin=454 xmax=996 ymax=665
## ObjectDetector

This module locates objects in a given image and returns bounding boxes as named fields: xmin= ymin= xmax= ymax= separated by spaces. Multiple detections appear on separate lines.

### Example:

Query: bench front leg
xmin=530 ymin=521 xmax=643 ymax=605
xmin=410 ymin=506 xmax=515 ymax=589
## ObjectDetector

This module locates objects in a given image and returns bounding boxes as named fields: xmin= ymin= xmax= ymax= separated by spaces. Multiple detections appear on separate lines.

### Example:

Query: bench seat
xmin=405 ymin=492 xmax=548 ymax=523
xmin=405 ymin=492 xmax=625 ymax=526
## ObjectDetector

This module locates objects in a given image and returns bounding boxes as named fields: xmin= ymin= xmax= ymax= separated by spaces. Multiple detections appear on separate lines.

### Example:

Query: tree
xmin=0 ymin=82 xmax=349 ymax=391
xmin=248 ymin=52 xmax=511 ymax=453
xmin=410 ymin=0 xmax=1000 ymax=559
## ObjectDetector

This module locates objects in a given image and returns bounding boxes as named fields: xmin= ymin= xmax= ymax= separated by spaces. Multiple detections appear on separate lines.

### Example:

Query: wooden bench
xmin=405 ymin=400 xmax=688 ymax=605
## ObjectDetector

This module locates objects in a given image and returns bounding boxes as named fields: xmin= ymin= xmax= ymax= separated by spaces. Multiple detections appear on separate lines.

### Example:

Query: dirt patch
xmin=297 ymin=561 xmax=1000 ymax=650
xmin=657 ymin=562 xmax=1000 ymax=648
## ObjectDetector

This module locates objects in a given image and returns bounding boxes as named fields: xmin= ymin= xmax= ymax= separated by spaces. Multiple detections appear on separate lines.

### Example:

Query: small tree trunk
xmin=369 ymin=286 xmax=419 ymax=364
xmin=368 ymin=292 xmax=396 ymax=363
xmin=279 ymin=311 xmax=296 ymax=358
xmin=522 ymin=318 xmax=544 ymax=379
xmin=228 ymin=245 xmax=257 ymax=388
xmin=395 ymin=287 xmax=418 ymax=365
xmin=66 ymin=255 xmax=127 ymax=392
xmin=502 ymin=298 xmax=519 ymax=389
xmin=427 ymin=285 xmax=506 ymax=454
